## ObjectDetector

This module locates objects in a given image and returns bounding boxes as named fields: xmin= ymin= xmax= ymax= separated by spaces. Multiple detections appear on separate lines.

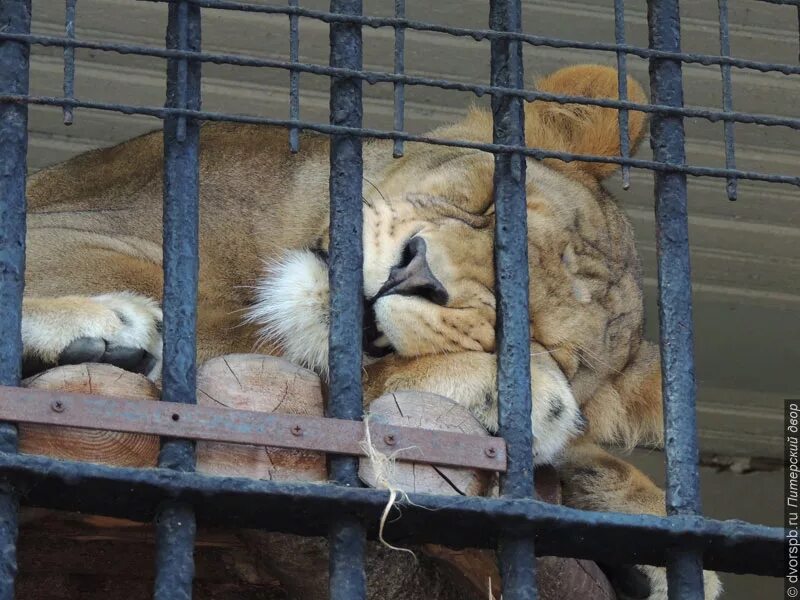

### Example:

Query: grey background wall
xmin=26 ymin=0 xmax=796 ymax=597
xmin=628 ymin=449 xmax=782 ymax=598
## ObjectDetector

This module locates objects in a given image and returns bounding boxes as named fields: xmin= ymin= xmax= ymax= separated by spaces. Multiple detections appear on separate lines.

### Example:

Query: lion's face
xmin=249 ymin=63 xmax=649 ymax=381
xmin=251 ymin=156 xmax=642 ymax=392
xmin=248 ymin=184 xmax=503 ymax=375
xmin=248 ymin=167 xmax=569 ymax=375
xmin=360 ymin=193 xmax=496 ymax=359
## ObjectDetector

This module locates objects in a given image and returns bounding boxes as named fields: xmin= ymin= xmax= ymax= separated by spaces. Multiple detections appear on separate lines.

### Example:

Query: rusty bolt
xmin=383 ymin=434 xmax=396 ymax=446
xmin=291 ymin=425 xmax=303 ymax=436
xmin=51 ymin=400 xmax=65 ymax=413
xmin=484 ymin=446 xmax=497 ymax=459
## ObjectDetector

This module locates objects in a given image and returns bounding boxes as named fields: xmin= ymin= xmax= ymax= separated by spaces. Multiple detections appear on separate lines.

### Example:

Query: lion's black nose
xmin=374 ymin=237 xmax=448 ymax=305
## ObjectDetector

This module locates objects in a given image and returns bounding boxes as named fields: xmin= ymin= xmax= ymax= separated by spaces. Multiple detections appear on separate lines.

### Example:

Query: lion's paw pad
xmin=22 ymin=292 xmax=163 ymax=381
xmin=57 ymin=336 xmax=158 ymax=376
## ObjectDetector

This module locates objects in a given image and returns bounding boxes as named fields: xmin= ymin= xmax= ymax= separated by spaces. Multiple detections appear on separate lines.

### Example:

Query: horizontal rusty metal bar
xmin=0 ymin=450 xmax=783 ymax=576
xmin=0 ymin=385 xmax=506 ymax=472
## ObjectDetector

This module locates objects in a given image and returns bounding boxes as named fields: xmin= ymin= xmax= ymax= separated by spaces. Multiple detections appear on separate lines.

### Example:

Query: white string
xmin=360 ymin=414 xmax=418 ymax=561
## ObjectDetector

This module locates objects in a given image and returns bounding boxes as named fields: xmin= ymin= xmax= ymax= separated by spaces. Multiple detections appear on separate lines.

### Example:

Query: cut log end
xmin=195 ymin=354 xmax=326 ymax=481
xmin=21 ymin=363 xmax=160 ymax=468
xmin=359 ymin=390 xmax=493 ymax=497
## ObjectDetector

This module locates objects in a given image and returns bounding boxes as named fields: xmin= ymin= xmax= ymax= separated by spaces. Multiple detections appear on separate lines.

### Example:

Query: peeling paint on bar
xmin=327 ymin=0 xmax=367 ymax=598
xmin=391 ymin=0 xmax=405 ymax=158
xmin=647 ymin=1 xmax=705 ymax=598
xmin=614 ymin=0 xmax=631 ymax=190
xmin=155 ymin=2 xmax=202 ymax=598
xmin=717 ymin=0 xmax=738 ymax=201
xmin=490 ymin=0 xmax=538 ymax=597
xmin=62 ymin=0 xmax=76 ymax=125
xmin=0 ymin=1 xmax=30 ymax=597
xmin=288 ymin=0 xmax=300 ymax=153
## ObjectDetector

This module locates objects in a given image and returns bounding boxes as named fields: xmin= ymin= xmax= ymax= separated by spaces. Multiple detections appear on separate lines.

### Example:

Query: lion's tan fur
xmin=19 ymin=64 xmax=720 ymax=597
xmin=26 ymin=65 xmax=661 ymax=448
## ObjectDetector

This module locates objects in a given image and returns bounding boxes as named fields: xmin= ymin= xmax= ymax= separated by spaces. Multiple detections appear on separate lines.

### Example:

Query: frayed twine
xmin=360 ymin=414 xmax=418 ymax=561
xmin=488 ymin=576 xmax=502 ymax=600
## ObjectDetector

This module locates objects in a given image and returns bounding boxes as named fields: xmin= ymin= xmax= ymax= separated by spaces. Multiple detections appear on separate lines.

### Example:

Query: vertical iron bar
xmin=288 ymin=0 xmax=300 ymax=153
xmin=647 ymin=1 xmax=705 ymax=599
xmin=490 ymin=0 xmax=537 ymax=598
xmin=154 ymin=502 xmax=197 ymax=600
xmin=328 ymin=0 xmax=366 ymax=598
xmin=717 ymin=0 xmax=737 ymax=200
xmin=161 ymin=0 xmax=200 ymax=477
xmin=0 ymin=3 xmax=29 ymax=395
xmin=392 ymin=0 xmax=406 ymax=158
xmin=155 ymin=2 xmax=201 ymax=598
xmin=0 ymin=2 xmax=30 ymax=597
xmin=172 ymin=1 xmax=190 ymax=142
xmin=63 ymin=0 xmax=76 ymax=125
xmin=614 ymin=0 xmax=631 ymax=190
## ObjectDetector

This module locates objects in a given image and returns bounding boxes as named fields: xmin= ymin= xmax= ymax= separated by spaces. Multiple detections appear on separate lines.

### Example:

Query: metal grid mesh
xmin=0 ymin=0 xmax=793 ymax=598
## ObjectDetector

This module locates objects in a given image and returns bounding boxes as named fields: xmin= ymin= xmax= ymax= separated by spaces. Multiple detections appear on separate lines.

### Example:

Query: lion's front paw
xmin=22 ymin=293 xmax=163 ymax=380
xmin=529 ymin=361 xmax=585 ymax=464
xmin=478 ymin=361 xmax=584 ymax=465
xmin=364 ymin=350 xmax=584 ymax=465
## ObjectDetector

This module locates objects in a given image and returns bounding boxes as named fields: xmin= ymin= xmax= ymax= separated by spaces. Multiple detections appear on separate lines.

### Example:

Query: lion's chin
xmin=247 ymin=249 xmax=397 ymax=379
xmin=247 ymin=249 xmax=332 ymax=376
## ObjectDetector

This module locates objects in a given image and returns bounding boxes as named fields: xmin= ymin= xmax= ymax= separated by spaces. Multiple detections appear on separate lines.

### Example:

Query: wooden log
xmin=18 ymin=356 xmax=328 ymax=480
xmin=21 ymin=364 xmax=160 ymax=467
xmin=359 ymin=392 xmax=614 ymax=599
xmin=15 ymin=356 xmax=615 ymax=600
xmin=195 ymin=354 xmax=326 ymax=481
xmin=359 ymin=391 xmax=493 ymax=497
xmin=17 ymin=511 xmax=288 ymax=600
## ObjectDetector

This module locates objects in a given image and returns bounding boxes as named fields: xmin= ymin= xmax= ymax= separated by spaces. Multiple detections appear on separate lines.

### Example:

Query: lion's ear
xmin=525 ymin=64 xmax=647 ymax=183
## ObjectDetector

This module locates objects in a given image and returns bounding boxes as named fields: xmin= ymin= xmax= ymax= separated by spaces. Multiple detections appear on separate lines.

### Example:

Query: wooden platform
xmin=13 ymin=357 xmax=615 ymax=600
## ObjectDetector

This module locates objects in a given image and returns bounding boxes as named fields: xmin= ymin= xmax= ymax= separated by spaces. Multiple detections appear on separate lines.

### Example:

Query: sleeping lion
xmin=20 ymin=64 xmax=720 ymax=599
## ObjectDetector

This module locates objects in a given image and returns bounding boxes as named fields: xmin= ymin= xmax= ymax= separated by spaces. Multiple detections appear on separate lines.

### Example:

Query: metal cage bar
xmin=154 ymin=1 xmax=202 ymax=598
xmin=1 ymin=90 xmax=797 ymax=187
xmin=136 ymin=0 xmax=800 ymax=76
xmin=613 ymin=0 xmax=631 ymax=190
xmin=62 ymin=0 xmax=76 ymax=125
xmin=490 ymin=0 xmax=538 ymax=597
xmin=288 ymin=0 xmax=300 ymax=153
xmin=647 ymin=1 xmax=705 ymax=598
xmin=327 ymin=0 xmax=367 ymax=597
xmin=2 ymin=30 xmax=799 ymax=132
xmin=391 ymin=0 xmax=405 ymax=158
xmin=0 ymin=448 xmax=784 ymax=573
xmin=717 ymin=0 xmax=737 ymax=201
xmin=0 ymin=0 xmax=792 ymax=597
xmin=0 ymin=1 xmax=30 ymax=598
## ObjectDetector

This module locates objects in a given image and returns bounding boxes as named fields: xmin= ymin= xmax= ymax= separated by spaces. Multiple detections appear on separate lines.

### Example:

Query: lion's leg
xmin=21 ymin=226 xmax=260 ymax=380
xmin=18 ymin=233 xmax=166 ymax=380
xmin=363 ymin=344 xmax=585 ymax=464
xmin=582 ymin=340 xmax=664 ymax=449
xmin=558 ymin=440 xmax=722 ymax=600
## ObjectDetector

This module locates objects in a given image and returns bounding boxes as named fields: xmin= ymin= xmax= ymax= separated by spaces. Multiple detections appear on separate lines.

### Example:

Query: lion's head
xmin=249 ymin=65 xmax=648 ymax=406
